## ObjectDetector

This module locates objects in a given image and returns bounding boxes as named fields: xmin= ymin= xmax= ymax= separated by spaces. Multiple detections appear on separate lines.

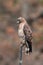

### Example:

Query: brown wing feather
xmin=23 ymin=24 xmax=32 ymax=42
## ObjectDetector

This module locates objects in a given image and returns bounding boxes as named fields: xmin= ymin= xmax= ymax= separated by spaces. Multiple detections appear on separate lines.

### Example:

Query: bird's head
xmin=17 ymin=17 xmax=26 ymax=24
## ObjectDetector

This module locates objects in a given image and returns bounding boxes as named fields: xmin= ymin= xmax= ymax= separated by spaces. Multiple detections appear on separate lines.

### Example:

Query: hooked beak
xmin=17 ymin=20 xmax=20 ymax=24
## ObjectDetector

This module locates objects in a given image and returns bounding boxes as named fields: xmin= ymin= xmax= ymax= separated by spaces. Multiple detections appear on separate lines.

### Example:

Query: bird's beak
xmin=17 ymin=20 xmax=19 ymax=24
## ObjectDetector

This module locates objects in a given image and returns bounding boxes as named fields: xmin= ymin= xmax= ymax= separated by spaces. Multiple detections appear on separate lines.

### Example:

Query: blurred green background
xmin=0 ymin=0 xmax=43 ymax=65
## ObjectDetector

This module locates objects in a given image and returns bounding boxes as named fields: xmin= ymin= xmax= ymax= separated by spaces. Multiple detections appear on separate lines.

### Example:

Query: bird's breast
xmin=18 ymin=23 xmax=25 ymax=37
xmin=18 ymin=29 xmax=25 ymax=43
xmin=18 ymin=29 xmax=24 ymax=37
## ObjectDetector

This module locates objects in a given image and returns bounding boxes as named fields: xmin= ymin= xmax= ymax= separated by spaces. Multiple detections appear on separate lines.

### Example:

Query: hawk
xmin=17 ymin=17 xmax=32 ymax=54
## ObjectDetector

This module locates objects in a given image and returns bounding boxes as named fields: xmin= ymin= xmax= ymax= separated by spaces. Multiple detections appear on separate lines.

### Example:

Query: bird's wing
xmin=23 ymin=24 xmax=32 ymax=42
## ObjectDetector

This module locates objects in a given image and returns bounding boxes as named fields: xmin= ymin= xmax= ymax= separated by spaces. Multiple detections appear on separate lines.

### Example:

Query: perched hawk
xmin=17 ymin=17 xmax=32 ymax=53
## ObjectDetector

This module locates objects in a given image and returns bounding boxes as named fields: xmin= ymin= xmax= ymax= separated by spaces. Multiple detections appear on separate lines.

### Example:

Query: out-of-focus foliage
xmin=39 ymin=0 xmax=43 ymax=4
xmin=0 ymin=0 xmax=43 ymax=65
xmin=13 ymin=0 xmax=19 ymax=5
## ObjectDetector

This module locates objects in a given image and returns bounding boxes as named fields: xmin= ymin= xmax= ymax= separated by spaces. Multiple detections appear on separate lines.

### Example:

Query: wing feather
xmin=23 ymin=24 xmax=32 ymax=42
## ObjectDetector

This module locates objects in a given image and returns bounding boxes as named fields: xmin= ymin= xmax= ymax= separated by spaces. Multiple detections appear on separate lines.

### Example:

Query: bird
xmin=17 ymin=17 xmax=32 ymax=54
